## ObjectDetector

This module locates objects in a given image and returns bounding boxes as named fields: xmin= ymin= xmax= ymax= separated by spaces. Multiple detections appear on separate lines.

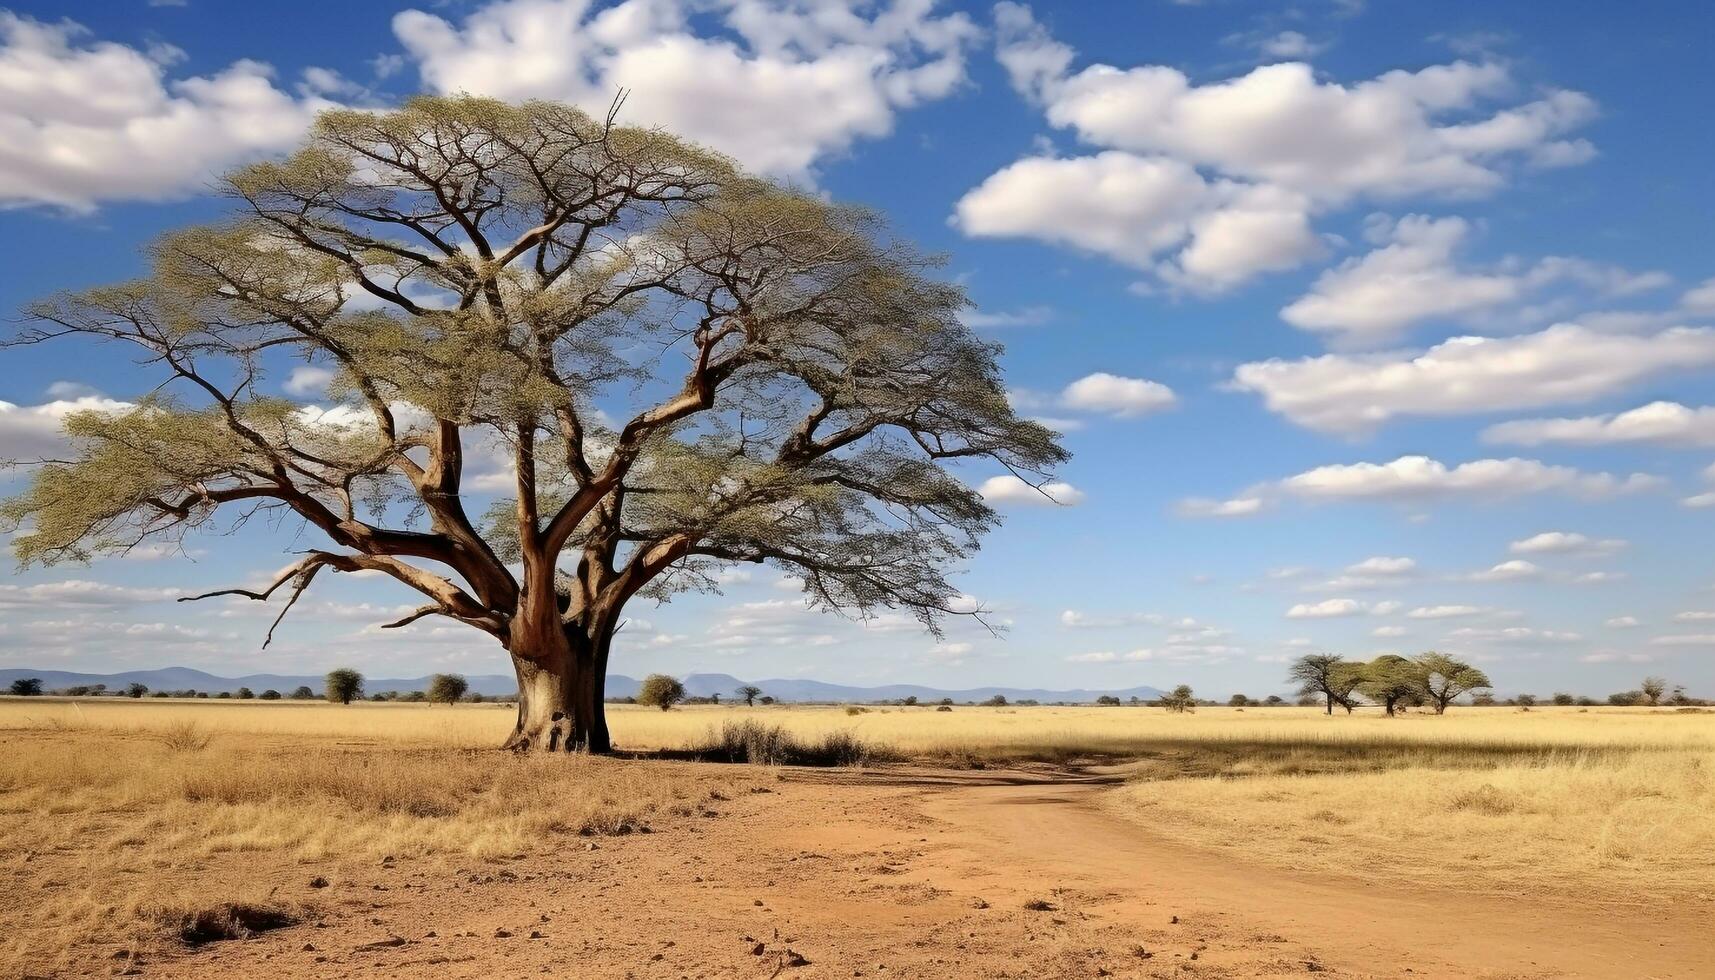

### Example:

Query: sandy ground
xmin=85 ymin=763 xmax=1713 ymax=980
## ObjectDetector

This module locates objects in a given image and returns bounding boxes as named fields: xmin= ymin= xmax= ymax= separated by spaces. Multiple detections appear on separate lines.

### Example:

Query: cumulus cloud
xmin=1605 ymin=616 xmax=1639 ymax=628
xmin=1175 ymin=496 xmax=1265 ymax=518
xmin=977 ymin=475 xmax=1085 ymax=506
xmin=1231 ymin=325 xmax=1715 ymax=435
xmin=1286 ymin=598 xmax=1366 ymax=618
xmin=0 ymin=580 xmax=181 ymax=608
xmin=1348 ymin=556 xmax=1415 ymax=575
xmin=394 ymin=0 xmax=977 ymax=178
xmin=0 ymin=13 xmax=336 ymax=210
xmin=283 ymin=366 xmax=337 ymax=397
xmin=1407 ymin=604 xmax=1486 ymax=619
xmin=0 ymin=396 xmax=132 ymax=462
xmin=1059 ymin=372 xmax=1176 ymax=417
xmin=1483 ymin=401 xmax=1715 ymax=448
xmin=1277 ymin=455 xmax=1657 ymax=502
xmin=1279 ymin=216 xmax=1520 ymax=346
xmin=1508 ymin=531 xmax=1626 ymax=556
xmin=1463 ymin=559 xmax=1541 ymax=582
xmin=955 ymin=5 xmax=1596 ymax=293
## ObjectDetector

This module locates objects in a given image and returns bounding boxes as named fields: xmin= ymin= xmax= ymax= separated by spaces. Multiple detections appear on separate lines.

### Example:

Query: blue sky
xmin=1 ymin=0 xmax=1712 ymax=697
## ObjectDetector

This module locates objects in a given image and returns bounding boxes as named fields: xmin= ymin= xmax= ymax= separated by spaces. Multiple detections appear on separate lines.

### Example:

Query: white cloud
xmin=0 ymin=13 xmax=334 ymax=210
xmin=994 ymin=7 xmax=1593 ymax=201
xmin=978 ymin=475 xmax=1085 ymax=506
xmin=1682 ymin=277 xmax=1715 ymax=315
xmin=1066 ymin=650 xmax=1118 ymax=663
xmin=1176 ymin=496 xmax=1265 ymax=518
xmin=1407 ymin=604 xmax=1486 ymax=619
xmin=958 ymin=305 xmax=1055 ymax=329
xmin=963 ymin=4 xmax=1594 ymax=294
xmin=0 ymin=580 xmax=181 ymax=608
xmin=394 ymin=0 xmax=977 ymax=178
xmin=1279 ymin=216 xmax=1520 ymax=346
xmin=1507 ymin=531 xmax=1626 ymax=556
xmin=0 ymin=396 xmax=132 ymax=461
xmin=1605 ymin=616 xmax=1640 ymax=629
xmin=1372 ymin=625 xmax=1408 ymax=638
xmin=1278 ymin=455 xmax=1657 ymax=502
xmin=1483 ymin=401 xmax=1715 ymax=448
xmin=1464 ymin=559 xmax=1540 ymax=582
xmin=1673 ymin=611 xmax=1715 ymax=622
xmin=1060 ymin=373 xmax=1176 ymax=417
xmin=1448 ymin=626 xmax=1579 ymax=643
xmin=1348 ymin=556 xmax=1415 ymax=575
xmin=1649 ymin=634 xmax=1715 ymax=647
xmin=1231 ymin=324 xmax=1715 ymax=435
xmin=283 ymin=366 xmax=337 ymax=397
xmin=1286 ymin=598 xmax=1366 ymax=618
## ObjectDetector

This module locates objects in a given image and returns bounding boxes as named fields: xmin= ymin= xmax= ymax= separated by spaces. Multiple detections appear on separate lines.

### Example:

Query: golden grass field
xmin=2 ymin=698 xmax=1711 ymax=973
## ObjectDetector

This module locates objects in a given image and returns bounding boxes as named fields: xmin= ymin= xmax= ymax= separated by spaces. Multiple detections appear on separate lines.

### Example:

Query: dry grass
xmin=0 ymin=721 xmax=742 ymax=972
xmin=3 ymin=698 xmax=1712 ymax=967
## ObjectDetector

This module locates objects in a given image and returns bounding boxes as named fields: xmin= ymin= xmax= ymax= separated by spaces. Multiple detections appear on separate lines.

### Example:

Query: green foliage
xmin=1641 ymin=677 xmax=1667 ymax=706
xmin=9 ymin=678 xmax=42 ymax=696
xmin=1159 ymin=685 xmax=1196 ymax=714
xmin=324 ymin=668 xmax=364 ymax=705
xmin=428 ymin=673 xmax=470 ymax=705
xmin=1288 ymin=654 xmax=1363 ymax=714
xmin=236 ymin=687 xmax=254 ymax=700
xmin=126 ymin=683 xmax=149 ymax=699
xmin=1415 ymin=652 xmax=1491 ymax=714
xmin=637 ymin=674 xmax=686 ymax=711
xmin=1552 ymin=692 xmax=1576 ymax=706
xmin=1357 ymin=654 xmax=1428 ymax=716
xmin=290 ymin=686 xmax=314 ymax=700
xmin=1095 ymin=695 xmax=1121 ymax=706
xmin=259 ymin=689 xmax=282 ymax=700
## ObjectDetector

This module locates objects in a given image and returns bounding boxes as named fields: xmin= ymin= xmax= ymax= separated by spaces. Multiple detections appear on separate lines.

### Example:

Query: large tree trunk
xmin=502 ymin=621 xmax=615 ymax=754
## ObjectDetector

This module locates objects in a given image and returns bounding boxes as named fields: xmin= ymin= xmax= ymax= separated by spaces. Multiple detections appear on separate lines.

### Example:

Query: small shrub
xmin=695 ymin=720 xmax=891 ymax=767
xmin=638 ymin=674 xmax=687 ymax=711
xmin=428 ymin=673 xmax=469 ymax=705
xmin=936 ymin=704 xmax=952 ymax=712
xmin=163 ymin=902 xmax=302 ymax=946
xmin=259 ymin=689 xmax=281 ymax=700
xmin=844 ymin=705 xmax=868 ymax=716
xmin=158 ymin=721 xmax=211 ymax=753
xmin=236 ymin=687 xmax=255 ymax=700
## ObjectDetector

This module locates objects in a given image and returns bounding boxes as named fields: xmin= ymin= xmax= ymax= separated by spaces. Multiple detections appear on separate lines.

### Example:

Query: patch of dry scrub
xmin=0 ymin=728 xmax=742 ymax=972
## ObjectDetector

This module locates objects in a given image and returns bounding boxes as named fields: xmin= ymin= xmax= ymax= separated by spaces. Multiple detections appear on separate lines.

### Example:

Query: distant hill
xmin=0 ymin=666 xmax=1164 ymax=704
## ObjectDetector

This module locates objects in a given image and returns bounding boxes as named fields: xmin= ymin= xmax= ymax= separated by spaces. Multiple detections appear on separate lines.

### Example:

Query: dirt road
xmin=127 ymin=764 xmax=1712 ymax=979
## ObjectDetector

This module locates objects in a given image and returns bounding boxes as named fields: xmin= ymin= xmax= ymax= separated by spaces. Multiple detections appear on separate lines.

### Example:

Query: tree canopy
xmin=1 ymin=96 xmax=1066 ymax=753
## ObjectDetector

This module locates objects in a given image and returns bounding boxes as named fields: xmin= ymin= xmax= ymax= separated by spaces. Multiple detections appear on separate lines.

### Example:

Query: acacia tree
xmin=1287 ymin=654 xmax=1362 ymax=715
xmin=1 ymin=98 xmax=1063 ymax=754
xmin=735 ymin=684 xmax=763 ymax=706
xmin=1357 ymin=654 xmax=1426 ymax=717
xmin=1415 ymin=652 xmax=1491 ymax=714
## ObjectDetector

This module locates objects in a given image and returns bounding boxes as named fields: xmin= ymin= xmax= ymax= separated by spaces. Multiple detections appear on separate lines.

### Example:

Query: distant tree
xmin=759 ymin=695 xmax=776 ymax=705
xmin=1668 ymin=684 xmax=1693 ymax=706
xmin=1515 ymin=694 xmax=1537 ymax=708
xmin=1263 ymin=694 xmax=1284 ymax=706
xmin=325 ymin=668 xmax=364 ymax=705
xmin=216 ymin=691 xmax=232 ymax=699
xmin=1471 ymin=692 xmax=1497 ymax=706
xmin=236 ymin=687 xmax=255 ymax=700
xmin=195 ymin=692 xmax=209 ymax=698
xmin=982 ymin=694 xmax=1008 ymax=707
xmin=902 ymin=695 xmax=918 ymax=706
xmin=125 ymin=682 xmax=149 ymax=699
xmin=290 ymin=685 xmax=315 ymax=700
xmin=9 ymin=678 xmax=43 ymax=696
xmin=1576 ymin=696 xmax=1600 ymax=707
xmin=1415 ymin=652 xmax=1491 ymax=714
xmin=1551 ymin=692 xmax=1576 ymax=706
xmin=1641 ymin=676 xmax=1668 ymax=706
xmin=1608 ymin=690 xmax=1645 ymax=706
xmin=1159 ymin=685 xmax=1196 ymax=714
xmin=428 ymin=673 xmax=470 ymax=705
xmin=469 ymin=692 xmax=486 ymax=704
xmin=735 ymin=685 xmax=763 ymax=707
xmin=1288 ymin=654 xmax=1362 ymax=715
xmin=1095 ymin=695 xmax=1122 ymax=706
xmin=637 ymin=674 xmax=687 ymax=711
xmin=260 ymin=689 xmax=282 ymax=700
xmin=1358 ymin=654 xmax=1427 ymax=717
xmin=1227 ymin=694 xmax=1250 ymax=707
xmin=151 ymin=690 xmax=169 ymax=698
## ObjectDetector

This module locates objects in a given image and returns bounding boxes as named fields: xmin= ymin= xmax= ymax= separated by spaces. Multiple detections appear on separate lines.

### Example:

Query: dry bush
xmin=693 ymin=719 xmax=893 ymax=767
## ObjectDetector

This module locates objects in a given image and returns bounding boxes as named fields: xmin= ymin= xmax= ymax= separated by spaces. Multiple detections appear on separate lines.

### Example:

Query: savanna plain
xmin=3 ymin=700 xmax=1711 ymax=979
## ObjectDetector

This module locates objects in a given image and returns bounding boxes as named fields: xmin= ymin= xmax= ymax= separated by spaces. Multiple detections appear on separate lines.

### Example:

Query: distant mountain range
xmin=0 ymin=665 xmax=1165 ymax=704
